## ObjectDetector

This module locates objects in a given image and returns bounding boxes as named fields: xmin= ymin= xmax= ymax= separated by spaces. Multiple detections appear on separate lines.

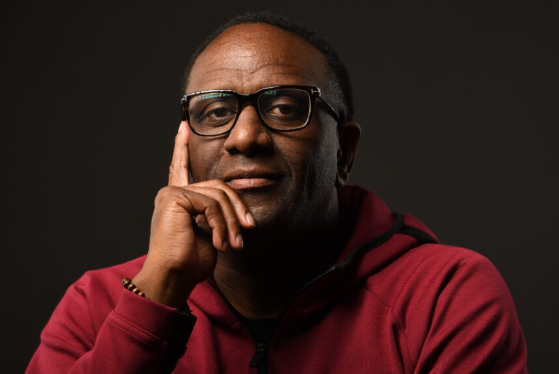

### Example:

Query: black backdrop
xmin=2 ymin=1 xmax=558 ymax=372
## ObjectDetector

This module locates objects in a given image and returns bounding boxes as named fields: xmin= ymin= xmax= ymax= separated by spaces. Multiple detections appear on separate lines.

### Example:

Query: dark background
xmin=2 ymin=0 xmax=558 ymax=372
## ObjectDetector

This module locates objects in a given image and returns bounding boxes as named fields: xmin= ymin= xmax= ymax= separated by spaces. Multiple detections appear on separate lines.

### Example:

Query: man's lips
xmin=226 ymin=178 xmax=277 ymax=189
xmin=223 ymin=169 xmax=282 ymax=190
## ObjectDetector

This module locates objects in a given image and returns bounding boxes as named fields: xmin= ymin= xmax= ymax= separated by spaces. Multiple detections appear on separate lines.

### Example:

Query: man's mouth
xmin=223 ymin=169 xmax=282 ymax=190
xmin=227 ymin=178 xmax=277 ymax=189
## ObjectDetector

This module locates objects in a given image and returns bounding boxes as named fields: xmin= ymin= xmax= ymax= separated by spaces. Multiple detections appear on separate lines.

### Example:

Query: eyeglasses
xmin=181 ymin=85 xmax=340 ymax=136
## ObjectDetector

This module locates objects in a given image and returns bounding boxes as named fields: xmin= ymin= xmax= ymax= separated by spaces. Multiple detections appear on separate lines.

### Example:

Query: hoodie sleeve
xmin=400 ymin=246 xmax=528 ymax=374
xmin=25 ymin=275 xmax=196 ymax=374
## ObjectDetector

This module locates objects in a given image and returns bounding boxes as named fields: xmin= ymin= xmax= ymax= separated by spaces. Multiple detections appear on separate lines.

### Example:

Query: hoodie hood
xmin=189 ymin=185 xmax=438 ymax=331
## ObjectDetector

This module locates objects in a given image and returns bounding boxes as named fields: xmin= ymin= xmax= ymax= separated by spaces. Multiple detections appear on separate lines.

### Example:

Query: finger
xmin=169 ymin=188 xmax=230 ymax=252
xmin=191 ymin=215 xmax=212 ymax=244
xmin=189 ymin=180 xmax=256 ymax=229
xmin=194 ymin=214 xmax=241 ymax=251
xmin=187 ymin=185 xmax=244 ymax=250
xmin=169 ymin=121 xmax=190 ymax=187
xmin=193 ymin=215 xmax=211 ymax=232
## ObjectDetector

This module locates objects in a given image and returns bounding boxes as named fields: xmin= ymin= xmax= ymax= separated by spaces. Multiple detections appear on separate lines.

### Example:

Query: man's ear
xmin=336 ymin=121 xmax=361 ymax=187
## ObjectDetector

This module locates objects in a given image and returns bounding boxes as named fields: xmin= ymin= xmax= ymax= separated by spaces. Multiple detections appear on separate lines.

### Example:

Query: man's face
xmin=186 ymin=23 xmax=341 ymax=232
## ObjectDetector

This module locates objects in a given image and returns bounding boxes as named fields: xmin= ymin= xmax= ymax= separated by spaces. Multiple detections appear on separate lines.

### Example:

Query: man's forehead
xmin=187 ymin=23 xmax=329 ymax=93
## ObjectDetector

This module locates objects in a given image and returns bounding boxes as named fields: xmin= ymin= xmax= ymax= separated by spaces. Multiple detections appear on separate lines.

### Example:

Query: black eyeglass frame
xmin=181 ymin=85 xmax=341 ymax=137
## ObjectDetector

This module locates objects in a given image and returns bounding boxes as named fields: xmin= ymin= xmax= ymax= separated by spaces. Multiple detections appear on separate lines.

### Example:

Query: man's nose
xmin=223 ymin=105 xmax=273 ymax=156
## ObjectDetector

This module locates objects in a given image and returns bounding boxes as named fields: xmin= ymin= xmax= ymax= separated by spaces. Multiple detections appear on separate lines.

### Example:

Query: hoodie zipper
xmin=250 ymin=265 xmax=341 ymax=372
xmin=207 ymin=264 xmax=342 ymax=373
xmin=206 ymin=213 xmax=407 ymax=373
xmin=249 ymin=342 xmax=267 ymax=370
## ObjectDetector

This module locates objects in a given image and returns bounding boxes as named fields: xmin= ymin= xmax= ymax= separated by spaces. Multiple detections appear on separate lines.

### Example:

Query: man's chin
xmin=245 ymin=204 xmax=286 ymax=228
xmin=235 ymin=188 xmax=304 ymax=232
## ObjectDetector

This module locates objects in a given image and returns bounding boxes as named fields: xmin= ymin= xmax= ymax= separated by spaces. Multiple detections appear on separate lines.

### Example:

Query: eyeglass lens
xmin=188 ymin=88 xmax=312 ymax=135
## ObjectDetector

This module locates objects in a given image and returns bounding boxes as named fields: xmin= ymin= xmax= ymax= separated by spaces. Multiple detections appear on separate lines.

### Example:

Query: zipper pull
xmin=249 ymin=342 xmax=267 ymax=368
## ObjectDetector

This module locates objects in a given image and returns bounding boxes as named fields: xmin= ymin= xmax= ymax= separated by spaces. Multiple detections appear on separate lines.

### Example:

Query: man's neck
xmin=213 ymin=212 xmax=343 ymax=319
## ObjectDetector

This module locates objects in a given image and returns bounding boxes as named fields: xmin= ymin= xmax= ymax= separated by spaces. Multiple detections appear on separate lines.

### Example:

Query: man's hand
xmin=131 ymin=122 xmax=255 ymax=308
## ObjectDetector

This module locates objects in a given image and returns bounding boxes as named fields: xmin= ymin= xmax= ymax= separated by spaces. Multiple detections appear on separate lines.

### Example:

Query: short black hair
xmin=182 ymin=11 xmax=354 ymax=123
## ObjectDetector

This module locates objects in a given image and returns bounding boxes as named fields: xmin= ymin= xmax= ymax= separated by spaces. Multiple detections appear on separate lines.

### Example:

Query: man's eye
xmin=265 ymin=98 xmax=304 ymax=119
xmin=196 ymin=102 xmax=237 ymax=125
xmin=205 ymin=106 xmax=235 ymax=119
xmin=269 ymin=104 xmax=298 ymax=115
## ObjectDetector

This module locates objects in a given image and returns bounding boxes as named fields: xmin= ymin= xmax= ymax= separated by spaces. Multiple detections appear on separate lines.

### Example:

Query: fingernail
xmin=178 ymin=122 xmax=184 ymax=133
xmin=222 ymin=240 xmax=229 ymax=252
xmin=236 ymin=233 xmax=244 ymax=248
xmin=245 ymin=212 xmax=256 ymax=227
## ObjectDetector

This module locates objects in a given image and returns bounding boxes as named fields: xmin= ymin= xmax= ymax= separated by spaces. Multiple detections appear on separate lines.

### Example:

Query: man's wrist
xmin=131 ymin=267 xmax=195 ymax=309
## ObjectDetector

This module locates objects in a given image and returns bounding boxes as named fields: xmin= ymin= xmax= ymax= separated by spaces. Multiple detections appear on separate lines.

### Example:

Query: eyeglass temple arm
xmin=312 ymin=88 xmax=342 ymax=124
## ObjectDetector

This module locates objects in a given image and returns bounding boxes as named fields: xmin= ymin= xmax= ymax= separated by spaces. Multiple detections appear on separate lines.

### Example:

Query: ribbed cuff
xmin=114 ymin=289 xmax=182 ymax=342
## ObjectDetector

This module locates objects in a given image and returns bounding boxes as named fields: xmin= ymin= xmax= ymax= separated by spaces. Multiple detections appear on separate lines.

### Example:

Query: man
xmin=27 ymin=11 xmax=528 ymax=374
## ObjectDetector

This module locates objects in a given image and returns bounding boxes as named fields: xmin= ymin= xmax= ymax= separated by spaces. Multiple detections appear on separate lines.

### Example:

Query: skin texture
xmin=132 ymin=23 xmax=361 ymax=318
xmin=187 ymin=25 xmax=340 ymax=232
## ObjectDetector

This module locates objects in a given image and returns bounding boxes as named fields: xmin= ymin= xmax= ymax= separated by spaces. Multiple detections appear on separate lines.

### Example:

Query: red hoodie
xmin=26 ymin=185 xmax=528 ymax=373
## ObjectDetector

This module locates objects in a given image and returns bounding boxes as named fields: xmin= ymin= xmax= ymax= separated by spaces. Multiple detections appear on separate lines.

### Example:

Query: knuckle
xmin=154 ymin=187 xmax=169 ymax=205
xmin=207 ymin=198 xmax=221 ymax=209
xmin=155 ymin=186 xmax=179 ymax=204
xmin=214 ymin=189 xmax=228 ymax=201
xmin=213 ymin=179 xmax=228 ymax=188
xmin=204 ymin=204 xmax=222 ymax=219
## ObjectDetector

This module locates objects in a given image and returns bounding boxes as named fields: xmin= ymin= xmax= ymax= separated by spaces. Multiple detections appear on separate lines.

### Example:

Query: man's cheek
xmin=189 ymin=149 xmax=210 ymax=182
xmin=188 ymin=160 xmax=205 ymax=183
